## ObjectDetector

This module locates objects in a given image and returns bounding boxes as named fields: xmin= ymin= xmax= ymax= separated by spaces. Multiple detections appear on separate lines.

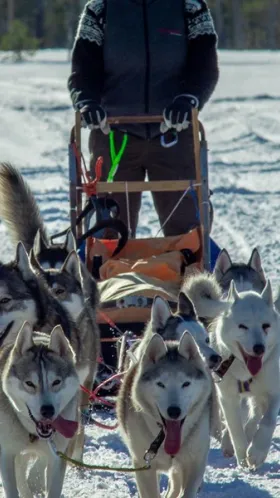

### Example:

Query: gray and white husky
xmin=211 ymin=280 xmax=280 ymax=470
xmin=0 ymin=162 xmax=75 ymax=268
xmin=140 ymin=292 xmax=222 ymax=370
xmin=214 ymin=247 xmax=266 ymax=294
xmin=0 ymin=242 xmax=96 ymax=392
xmin=117 ymin=331 xmax=217 ymax=498
xmin=0 ymin=321 xmax=80 ymax=498
xmin=0 ymin=242 xmax=76 ymax=347
xmin=184 ymin=247 xmax=266 ymax=325
xmin=30 ymin=249 xmax=100 ymax=409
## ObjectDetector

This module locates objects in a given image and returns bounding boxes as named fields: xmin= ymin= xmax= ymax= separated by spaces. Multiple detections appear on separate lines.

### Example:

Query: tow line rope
xmin=49 ymin=427 xmax=164 ymax=473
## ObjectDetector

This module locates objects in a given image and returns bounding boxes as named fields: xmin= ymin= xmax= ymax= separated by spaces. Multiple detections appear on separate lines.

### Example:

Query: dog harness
xmin=213 ymin=354 xmax=235 ymax=379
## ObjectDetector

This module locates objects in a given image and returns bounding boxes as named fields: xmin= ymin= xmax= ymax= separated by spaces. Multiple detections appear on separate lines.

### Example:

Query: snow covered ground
xmin=1 ymin=49 xmax=280 ymax=496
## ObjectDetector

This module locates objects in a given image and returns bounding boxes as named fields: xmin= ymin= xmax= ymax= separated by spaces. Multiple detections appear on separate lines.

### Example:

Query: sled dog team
xmin=0 ymin=162 xmax=279 ymax=498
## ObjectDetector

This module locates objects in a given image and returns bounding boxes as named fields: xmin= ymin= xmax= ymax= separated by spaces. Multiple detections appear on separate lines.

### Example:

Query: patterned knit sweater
xmin=68 ymin=0 xmax=219 ymax=137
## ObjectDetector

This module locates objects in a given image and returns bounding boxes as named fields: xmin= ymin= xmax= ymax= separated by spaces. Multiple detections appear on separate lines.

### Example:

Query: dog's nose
xmin=40 ymin=404 xmax=55 ymax=419
xmin=209 ymin=353 xmax=222 ymax=368
xmin=167 ymin=405 xmax=181 ymax=419
xmin=253 ymin=344 xmax=265 ymax=356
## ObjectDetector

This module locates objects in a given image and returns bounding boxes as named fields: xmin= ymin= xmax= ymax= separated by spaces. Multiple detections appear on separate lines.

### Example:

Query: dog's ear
xmin=177 ymin=291 xmax=196 ymax=318
xmin=214 ymin=249 xmax=232 ymax=281
xmin=142 ymin=333 xmax=167 ymax=364
xmin=16 ymin=242 xmax=35 ymax=280
xmin=14 ymin=321 xmax=34 ymax=355
xmin=151 ymin=296 xmax=172 ymax=331
xmin=49 ymin=325 xmax=75 ymax=359
xmin=29 ymin=248 xmax=44 ymax=274
xmin=33 ymin=229 xmax=48 ymax=257
xmin=65 ymin=229 xmax=76 ymax=253
xmin=274 ymin=285 xmax=280 ymax=313
xmin=261 ymin=280 xmax=273 ymax=308
xmin=61 ymin=250 xmax=82 ymax=283
xmin=248 ymin=248 xmax=266 ymax=284
xmin=178 ymin=330 xmax=200 ymax=360
xmin=228 ymin=280 xmax=239 ymax=302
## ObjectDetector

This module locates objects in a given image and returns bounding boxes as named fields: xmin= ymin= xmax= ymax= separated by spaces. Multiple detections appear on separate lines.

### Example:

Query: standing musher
xmin=68 ymin=0 xmax=219 ymax=238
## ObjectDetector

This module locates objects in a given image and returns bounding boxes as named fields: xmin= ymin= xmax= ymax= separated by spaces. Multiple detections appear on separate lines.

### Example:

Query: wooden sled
xmin=68 ymin=111 xmax=211 ymax=379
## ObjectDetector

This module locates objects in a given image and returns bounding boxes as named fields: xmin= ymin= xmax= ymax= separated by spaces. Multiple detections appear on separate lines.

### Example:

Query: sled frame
xmin=68 ymin=110 xmax=211 ymax=270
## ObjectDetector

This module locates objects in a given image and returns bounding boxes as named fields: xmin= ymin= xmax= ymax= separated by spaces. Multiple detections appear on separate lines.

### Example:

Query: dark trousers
xmin=89 ymin=128 xmax=198 ymax=237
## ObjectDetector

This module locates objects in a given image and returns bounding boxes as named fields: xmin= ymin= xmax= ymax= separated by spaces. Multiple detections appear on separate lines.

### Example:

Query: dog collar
xmin=29 ymin=434 xmax=39 ymax=443
xmin=237 ymin=378 xmax=253 ymax=393
xmin=213 ymin=354 xmax=235 ymax=380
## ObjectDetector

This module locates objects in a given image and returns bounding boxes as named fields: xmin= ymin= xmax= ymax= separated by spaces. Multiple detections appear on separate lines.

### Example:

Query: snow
xmin=1 ymin=49 xmax=280 ymax=496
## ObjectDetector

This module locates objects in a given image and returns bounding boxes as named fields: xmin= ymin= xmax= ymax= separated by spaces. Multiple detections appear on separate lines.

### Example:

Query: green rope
xmin=57 ymin=451 xmax=150 ymax=473
xmin=107 ymin=131 xmax=128 ymax=182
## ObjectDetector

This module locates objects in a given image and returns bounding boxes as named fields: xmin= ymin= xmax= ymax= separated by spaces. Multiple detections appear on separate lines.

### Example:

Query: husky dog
xmin=0 ymin=162 xmax=75 ymax=267
xmin=0 ymin=242 xmax=77 ymax=347
xmin=0 ymin=321 xmax=80 ymax=498
xmin=0 ymin=242 xmax=95 ymax=390
xmin=184 ymin=248 xmax=266 ymax=325
xmin=30 ymin=249 xmax=100 ymax=407
xmin=117 ymin=331 xmax=216 ymax=498
xmin=122 ymin=292 xmax=222 ymax=374
xmin=30 ymin=248 xmax=99 ymax=321
xmin=214 ymin=247 xmax=266 ymax=294
xmin=141 ymin=292 xmax=222 ymax=371
xmin=211 ymin=280 xmax=280 ymax=470
xmin=33 ymin=228 xmax=76 ymax=270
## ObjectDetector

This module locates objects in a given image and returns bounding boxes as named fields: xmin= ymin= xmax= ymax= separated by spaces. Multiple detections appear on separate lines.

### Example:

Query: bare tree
xmin=215 ymin=0 xmax=223 ymax=40
xmin=231 ymin=0 xmax=245 ymax=49
xmin=7 ymin=0 xmax=15 ymax=30
xmin=36 ymin=0 xmax=45 ymax=42
xmin=267 ymin=0 xmax=277 ymax=49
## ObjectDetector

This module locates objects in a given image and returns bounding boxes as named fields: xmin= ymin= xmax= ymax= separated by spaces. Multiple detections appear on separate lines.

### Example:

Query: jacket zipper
xmin=142 ymin=0 xmax=150 ymax=138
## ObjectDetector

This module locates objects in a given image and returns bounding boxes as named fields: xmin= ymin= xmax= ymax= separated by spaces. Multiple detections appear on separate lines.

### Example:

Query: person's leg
xmin=146 ymin=129 xmax=199 ymax=236
xmin=89 ymin=130 xmax=145 ymax=237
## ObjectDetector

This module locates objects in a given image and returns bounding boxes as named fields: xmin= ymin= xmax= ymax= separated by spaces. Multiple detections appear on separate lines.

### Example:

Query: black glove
xmin=160 ymin=94 xmax=199 ymax=133
xmin=78 ymin=100 xmax=110 ymax=134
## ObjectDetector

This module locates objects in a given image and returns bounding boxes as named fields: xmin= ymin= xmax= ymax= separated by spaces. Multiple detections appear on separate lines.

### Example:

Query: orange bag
xmin=87 ymin=228 xmax=201 ymax=282
xmin=99 ymin=250 xmax=184 ymax=281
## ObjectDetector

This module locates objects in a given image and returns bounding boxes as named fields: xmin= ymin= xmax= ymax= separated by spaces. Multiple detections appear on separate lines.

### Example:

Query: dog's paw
xmin=236 ymin=456 xmax=249 ymax=469
xmin=234 ymin=448 xmax=249 ymax=469
xmin=221 ymin=430 xmax=234 ymax=458
xmin=246 ymin=443 xmax=267 ymax=470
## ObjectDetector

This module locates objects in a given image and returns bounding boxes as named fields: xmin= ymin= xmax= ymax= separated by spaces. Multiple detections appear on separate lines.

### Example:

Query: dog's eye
xmin=205 ymin=337 xmax=210 ymax=344
xmin=262 ymin=323 xmax=270 ymax=331
xmin=156 ymin=382 xmax=165 ymax=389
xmin=25 ymin=381 xmax=36 ymax=389
xmin=182 ymin=381 xmax=190 ymax=388
xmin=0 ymin=297 xmax=11 ymax=305
xmin=239 ymin=324 xmax=248 ymax=330
xmin=54 ymin=288 xmax=65 ymax=296
xmin=52 ymin=379 xmax=61 ymax=387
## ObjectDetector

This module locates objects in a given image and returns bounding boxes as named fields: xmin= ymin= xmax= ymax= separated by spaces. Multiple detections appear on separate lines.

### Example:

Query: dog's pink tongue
xmin=246 ymin=355 xmax=262 ymax=376
xmin=164 ymin=420 xmax=181 ymax=456
xmin=52 ymin=416 xmax=78 ymax=438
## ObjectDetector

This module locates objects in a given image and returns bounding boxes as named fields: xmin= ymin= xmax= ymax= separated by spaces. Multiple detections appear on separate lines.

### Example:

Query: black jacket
xmin=68 ymin=0 xmax=219 ymax=138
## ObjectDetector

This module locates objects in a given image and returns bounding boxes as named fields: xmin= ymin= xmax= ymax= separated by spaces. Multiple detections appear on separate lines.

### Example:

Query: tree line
xmin=0 ymin=0 xmax=280 ymax=50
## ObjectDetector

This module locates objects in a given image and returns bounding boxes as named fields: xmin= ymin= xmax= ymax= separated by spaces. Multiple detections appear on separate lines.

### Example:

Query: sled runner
xmin=66 ymin=111 xmax=215 ymax=385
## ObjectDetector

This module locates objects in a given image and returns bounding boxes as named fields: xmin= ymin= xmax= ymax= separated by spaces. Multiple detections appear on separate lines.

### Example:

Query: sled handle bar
xmin=106 ymin=113 xmax=205 ymax=138
xmin=107 ymin=115 xmax=163 ymax=125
